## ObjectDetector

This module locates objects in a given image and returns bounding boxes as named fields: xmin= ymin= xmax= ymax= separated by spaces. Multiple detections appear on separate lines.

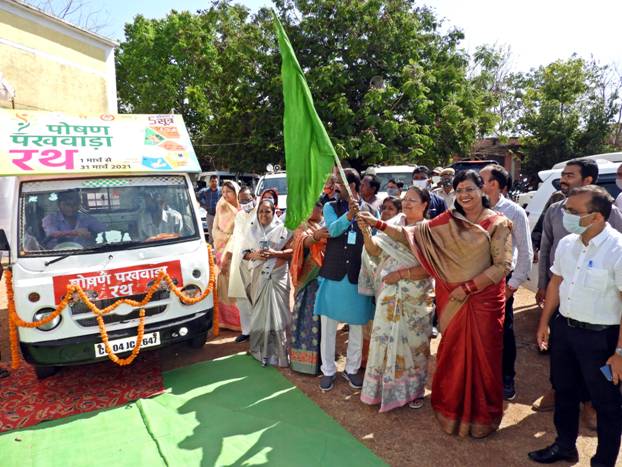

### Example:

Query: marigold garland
xmin=6 ymin=245 xmax=218 ymax=369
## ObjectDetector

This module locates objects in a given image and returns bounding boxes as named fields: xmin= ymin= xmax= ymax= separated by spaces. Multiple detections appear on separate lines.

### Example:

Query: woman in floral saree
xmin=289 ymin=202 xmax=329 ymax=375
xmin=358 ymin=187 xmax=434 ymax=412
xmin=359 ymin=170 xmax=512 ymax=438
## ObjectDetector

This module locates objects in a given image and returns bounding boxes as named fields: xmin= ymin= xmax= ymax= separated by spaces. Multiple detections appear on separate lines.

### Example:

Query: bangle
xmin=467 ymin=280 xmax=477 ymax=293
xmin=461 ymin=284 xmax=470 ymax=295
xmin=374 ymin=220 xmax=387 ymax=231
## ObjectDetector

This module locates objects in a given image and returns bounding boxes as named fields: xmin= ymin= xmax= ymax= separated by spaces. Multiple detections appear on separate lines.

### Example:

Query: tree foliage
xmin=514 ymin=57 xmax=621 ymax=175
xmin=115 ymin=1 xmax=621 ymax=174
xmin=116 ymin=0 xmax=497 ymax=171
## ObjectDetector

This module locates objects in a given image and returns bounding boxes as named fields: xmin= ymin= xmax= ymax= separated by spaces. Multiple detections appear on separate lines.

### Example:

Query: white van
xmin=0 ymin=110 xmax=213 ymax=377
xmin=523 ymin=159 xmax=621 ymax=292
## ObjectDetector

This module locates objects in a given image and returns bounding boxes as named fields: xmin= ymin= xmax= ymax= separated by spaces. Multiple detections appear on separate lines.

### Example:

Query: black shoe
xmin=235 ymin=334 xmax=249 ymax=343
xmin=503 ymin=378 xmax=516 ymax=401
xmin=342 ymin=371 xmax=363 ymax=389
xmin=319 ymin=374 xmax=336 ymax=392
xmin=528 ymin=443 xmax=579 ymax=464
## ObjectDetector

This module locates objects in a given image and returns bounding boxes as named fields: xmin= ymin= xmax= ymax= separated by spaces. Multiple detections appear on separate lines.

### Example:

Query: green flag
xmin=272 ymin=11 xmax=336 ymax=230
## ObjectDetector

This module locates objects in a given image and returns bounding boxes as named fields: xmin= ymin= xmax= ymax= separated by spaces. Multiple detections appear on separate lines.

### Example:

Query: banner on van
xmin=52 ymin=260 xmax=184 ymax=303
xmin=0 ymin=110 xmax=201 ymax=175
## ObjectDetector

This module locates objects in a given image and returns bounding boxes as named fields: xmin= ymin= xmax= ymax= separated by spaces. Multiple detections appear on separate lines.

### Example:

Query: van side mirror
xmin=0 ymin=229 xmax=9 ymax=251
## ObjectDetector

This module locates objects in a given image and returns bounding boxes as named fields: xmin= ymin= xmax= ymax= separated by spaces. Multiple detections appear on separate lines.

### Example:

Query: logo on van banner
xmin=52 ymin=261 xmax=183 ymax=303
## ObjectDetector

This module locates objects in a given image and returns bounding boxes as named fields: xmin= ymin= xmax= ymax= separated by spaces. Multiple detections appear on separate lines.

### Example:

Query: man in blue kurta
xmin=314 ymin=168 xmax=376 ymax=392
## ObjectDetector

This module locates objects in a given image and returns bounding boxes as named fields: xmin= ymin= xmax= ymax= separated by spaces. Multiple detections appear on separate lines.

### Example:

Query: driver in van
xmin=138 ymin=191 xmax=184 ymax=239
xmin=42 ymin=190 xmax=105 ymax=248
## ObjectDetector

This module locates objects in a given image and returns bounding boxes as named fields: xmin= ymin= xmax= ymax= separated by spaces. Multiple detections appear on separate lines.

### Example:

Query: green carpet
xmin=0 ymin=354 xmax=385 ymax=466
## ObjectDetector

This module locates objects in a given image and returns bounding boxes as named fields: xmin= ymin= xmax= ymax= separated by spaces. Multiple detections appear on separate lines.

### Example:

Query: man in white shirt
xmin=138 ymin=192 xmax=183 ymax=239
xmin=529 ymin=185 xmax=622 ymax=467
xmin=481 ymin=164 xmax=533 ymax=401
xmin=432 ymin=167 xmax=456 ymax=208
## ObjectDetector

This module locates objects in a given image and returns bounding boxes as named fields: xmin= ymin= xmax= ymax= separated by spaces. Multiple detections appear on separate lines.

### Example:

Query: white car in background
xmin=364 ymin=165 xmax=416 ymax=199
xmin=522 ymin=159 xmax=621 ymax=293
xmin=256 ymin=171 xmax=288 ymax=213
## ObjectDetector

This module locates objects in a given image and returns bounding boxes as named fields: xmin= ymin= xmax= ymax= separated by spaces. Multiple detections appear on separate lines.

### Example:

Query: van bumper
xmin=20 ymin=309 xmax=213 ymax=366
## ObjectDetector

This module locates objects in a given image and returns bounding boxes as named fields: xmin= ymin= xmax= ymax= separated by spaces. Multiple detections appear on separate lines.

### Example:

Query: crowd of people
xmin=198 ymin=159 xmax=622 ymax=466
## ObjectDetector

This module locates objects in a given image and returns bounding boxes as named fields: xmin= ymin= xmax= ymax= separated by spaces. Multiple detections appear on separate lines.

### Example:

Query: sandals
xmin=409 ymin=398 xmax=424 ymax=409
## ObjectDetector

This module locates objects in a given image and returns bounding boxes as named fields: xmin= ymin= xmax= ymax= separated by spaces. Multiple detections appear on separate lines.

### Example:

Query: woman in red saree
xmin=359 ymin=170 xmax=512 ymax=438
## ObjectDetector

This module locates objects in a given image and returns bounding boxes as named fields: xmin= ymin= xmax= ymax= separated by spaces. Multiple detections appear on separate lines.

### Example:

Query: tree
xmin=116 ymin=0 xmax=499 ymax=171
xmin=516 ymin=57 xmax=621 ymax=175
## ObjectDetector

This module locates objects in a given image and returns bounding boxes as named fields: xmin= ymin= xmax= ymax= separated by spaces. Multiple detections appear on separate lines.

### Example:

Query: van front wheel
xmin=188 ymin=332 xmax=208 ymax=349
xmin=34 ymin=365 xmax=58 ymax=380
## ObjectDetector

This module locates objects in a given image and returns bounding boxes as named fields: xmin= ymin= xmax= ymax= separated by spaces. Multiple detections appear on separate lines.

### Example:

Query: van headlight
xmin=181 ymin=285 xmax=202 ymax=305
xmin=33 ymin=308 xmax=62 ymax=331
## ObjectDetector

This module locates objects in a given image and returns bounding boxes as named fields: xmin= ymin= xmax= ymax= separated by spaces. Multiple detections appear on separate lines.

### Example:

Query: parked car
xmin=256 ymin=171 xmax=288 ymax=213
xmin=450 ymin=160 xmax=499 ymax=173
xmin=364 ymin=165 xmax=416 ymax=199
xmin=522 ymin=159 xmax=621 ymax=293
xmin=198 ymin=171 xmax=259 ymax=191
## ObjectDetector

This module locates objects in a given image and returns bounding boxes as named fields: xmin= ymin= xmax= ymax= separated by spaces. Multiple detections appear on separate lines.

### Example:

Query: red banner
xmin=52 ymin=261 xmax=183 ymax=303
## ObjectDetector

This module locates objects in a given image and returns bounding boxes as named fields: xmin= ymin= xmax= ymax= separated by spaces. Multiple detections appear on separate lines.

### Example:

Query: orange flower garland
xmin=6 ymin=245 xmax=218 ymax=369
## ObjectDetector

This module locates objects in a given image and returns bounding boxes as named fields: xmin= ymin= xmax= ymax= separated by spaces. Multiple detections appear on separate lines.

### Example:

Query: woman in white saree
xmin=240 ymin=199 xmax=293 ymax=367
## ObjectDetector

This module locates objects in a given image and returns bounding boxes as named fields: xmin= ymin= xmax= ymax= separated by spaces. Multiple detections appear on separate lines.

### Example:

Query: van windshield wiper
xmin=44 ymin=253 xmax=74 ymax=267
xmin=43 ymin=241 xmax=143 ymax=267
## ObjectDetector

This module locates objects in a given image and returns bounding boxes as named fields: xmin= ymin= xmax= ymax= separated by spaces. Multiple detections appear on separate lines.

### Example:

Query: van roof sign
xmin=0 ymin=110 xmax=201 ymax=175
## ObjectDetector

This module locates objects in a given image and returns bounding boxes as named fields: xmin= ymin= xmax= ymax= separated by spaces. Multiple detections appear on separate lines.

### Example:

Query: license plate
xmin=94 ymin=332 xmax=160 ymax=358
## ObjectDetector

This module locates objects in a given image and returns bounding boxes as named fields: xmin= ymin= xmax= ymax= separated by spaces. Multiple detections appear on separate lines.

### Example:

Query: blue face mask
xmin=386 ymin=187 xmax=399 ymax=197
xmin=562 ymin=210 xmax=592 ymax=235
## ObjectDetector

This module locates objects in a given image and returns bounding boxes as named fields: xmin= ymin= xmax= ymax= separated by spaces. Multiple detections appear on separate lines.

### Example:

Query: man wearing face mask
xmin=320 ymin=175 xmax=338 ymax=205
xmin=533 ymin=158 xmax=622 ymax=418
xmin=412 ymin=166 xmax=446 ymax=219
xmin=222 ymin=186 xmax=256 ymax=342
xmin=385 ymin=179 xmax=402 ymax=198
xmin=432 ymin=168 xmax=456 ymax=208
xmin=529 ymin=185 xmax=622 ymax=467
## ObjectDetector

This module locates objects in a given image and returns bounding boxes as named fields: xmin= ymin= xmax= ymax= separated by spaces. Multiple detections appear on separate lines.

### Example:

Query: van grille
xmin=70 ymin=289 xmax=170 ymax=327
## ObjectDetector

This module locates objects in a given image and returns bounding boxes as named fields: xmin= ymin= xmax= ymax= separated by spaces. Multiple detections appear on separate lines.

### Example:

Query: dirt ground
xmin=0 ymin=286 xmax=604 ymax=467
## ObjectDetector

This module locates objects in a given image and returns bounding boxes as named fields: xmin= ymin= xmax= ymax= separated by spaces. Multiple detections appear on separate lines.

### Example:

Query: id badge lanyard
xmin=346 ymin=202 xmax=358 ymax=245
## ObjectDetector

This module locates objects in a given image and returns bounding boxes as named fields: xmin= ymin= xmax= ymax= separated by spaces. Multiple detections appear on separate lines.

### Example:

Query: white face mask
xmin=431 ymin=176 xmax=441 ymax=185
xmin=412 ymin=179 xmax=428 ymax=189
xmin=562 ymin=210 xmax=592 ymax=235
xmin=241 ymin=200 xmax=255 ymax=213
xmin=616 ymin=179 xmax=622 ymax=191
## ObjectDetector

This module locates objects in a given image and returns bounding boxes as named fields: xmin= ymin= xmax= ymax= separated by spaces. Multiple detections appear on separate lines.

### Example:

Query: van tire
xmin=188 ymin=332 xmax=207 ymax=349
xmin=34 ymin=365 xmax=58 ymax=380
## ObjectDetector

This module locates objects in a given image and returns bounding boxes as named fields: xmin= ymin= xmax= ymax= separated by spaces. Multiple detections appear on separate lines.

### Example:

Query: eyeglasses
xmin=562 ymin=207 xmax=592 ymax=216
xmin=455 ymin=187 xmax=479 ymax=195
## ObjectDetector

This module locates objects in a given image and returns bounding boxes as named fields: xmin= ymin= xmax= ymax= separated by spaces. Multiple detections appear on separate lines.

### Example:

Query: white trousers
xmin=237 ymin=297 xmax=252 ymax=336
xmin=320 ymin=315 xmax=363 ymax=376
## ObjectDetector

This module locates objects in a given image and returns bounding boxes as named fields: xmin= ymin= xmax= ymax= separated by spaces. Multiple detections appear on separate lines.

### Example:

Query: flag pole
xmin=334 ymin=145 xmax=373 ymax=236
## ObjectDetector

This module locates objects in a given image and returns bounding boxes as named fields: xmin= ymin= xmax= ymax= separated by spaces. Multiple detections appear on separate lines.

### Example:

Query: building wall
xmin=0 ymin=1 xmax=116 ymax=113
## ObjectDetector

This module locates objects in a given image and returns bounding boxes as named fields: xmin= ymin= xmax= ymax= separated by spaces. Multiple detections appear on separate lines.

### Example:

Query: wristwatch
xmin=616 ymin=347 xmax=622 ymax=357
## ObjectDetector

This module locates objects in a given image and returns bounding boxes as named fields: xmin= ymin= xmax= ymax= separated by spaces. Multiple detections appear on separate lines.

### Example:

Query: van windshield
xmin=19 ymin=175 xmax=199 ymax=257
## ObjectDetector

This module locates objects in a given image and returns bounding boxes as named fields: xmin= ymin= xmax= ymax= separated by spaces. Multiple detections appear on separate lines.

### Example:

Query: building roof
xmin=5 ymin=0 xmax=118 ymax=48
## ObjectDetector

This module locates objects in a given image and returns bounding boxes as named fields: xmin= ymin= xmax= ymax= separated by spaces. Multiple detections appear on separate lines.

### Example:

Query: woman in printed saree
xmin=212 ymin=180 xmax=241 ymax=331
xmin=358 ymin=170 xmax=512 ymax=438
xmin=289 ymin=202 xmax=329 ymax=375
xmin=357 ymin=187 xmax=434 ymax=412
xmin=240 ymin=199 xmax=293 ymax=367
